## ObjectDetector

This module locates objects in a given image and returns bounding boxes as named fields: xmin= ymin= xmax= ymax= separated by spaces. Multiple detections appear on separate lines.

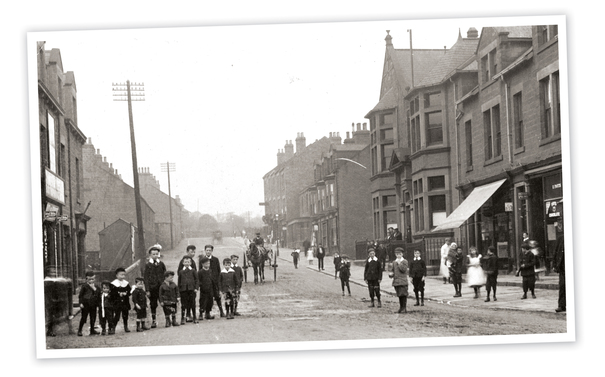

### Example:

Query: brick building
xmin=37 ymin=42 xmax=89 ymax=286
xmin=434 ymin=25 xmax=563 ymax=272
xmin=262 ymin=133 xmax=334 ymax=248
xmin=300 ymin=125 xmax=372 ymax=255
xmin=82 ymin=139 xmax=156 ymax=270
xmin=138 ymin=167 xmax=187 ymax=249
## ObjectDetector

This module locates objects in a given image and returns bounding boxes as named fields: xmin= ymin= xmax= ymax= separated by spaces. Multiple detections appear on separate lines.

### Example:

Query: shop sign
xmin=518 ymin=192 xmax=528 ymax=200
xmin=504 ymin=202 xmax=513 ymax=212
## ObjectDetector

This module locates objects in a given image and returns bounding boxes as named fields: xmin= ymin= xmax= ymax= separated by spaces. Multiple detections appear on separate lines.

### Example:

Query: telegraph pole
xmin=112 ymin=81 xmax=146 ymax=263
xmin=161 ymin=161 xmax=176 ymax=249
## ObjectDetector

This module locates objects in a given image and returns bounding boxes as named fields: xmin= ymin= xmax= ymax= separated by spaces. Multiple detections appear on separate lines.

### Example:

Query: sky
xmin=24 ymin=16 xmax=531 ymax=218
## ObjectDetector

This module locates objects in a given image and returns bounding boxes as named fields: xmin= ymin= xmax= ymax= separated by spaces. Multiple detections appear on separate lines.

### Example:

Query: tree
xmin=197 ymin=214 xmax=219 ymax=236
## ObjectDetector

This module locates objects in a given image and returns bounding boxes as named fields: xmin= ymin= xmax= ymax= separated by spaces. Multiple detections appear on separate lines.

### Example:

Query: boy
xmin=144 ymin=245 xmax=166 ymax=328
xmin=178 ymin=256 xmax=198 ymax=324
xmin=199 ymin=245 xmax=225 ymax=317
xmin=339 ymin=254 xmax=351 ymax=296
xmin=159 ymin=271 xmax=180 ymax=327
xmin=409 ymin=249 xmax=427 ymax=306
xmin=519 ymin=242 xmax=537 ymax=299
xmin=482 ymin=246 xmax=499 ymax=302
xmin=450 ymin=246 xmax=464 ymax=297
xmin=178 ymin=244 xmax=198 ymax=271
xmin=333 ymin=251 xmax=341 ymax=279
xmin=109 ymin=267 xmax=132 ymax=334
xmin=291 ymin=248 xmax=300 ymax=269
xmin=363 ymin=248 xmax=383 ymax=308
xmin=98 ymin=281 xmax=113 ymax=335
xmin=197 ymin=256 xmax=215 ymax=320
xmin=231 ymin=254 xmax=244 ymax=316
xmin=219 ymin=258 xmax=239 ymax=319
xmin=77 ymin=271 xmax=100 ymax=336
xmin=389 ymin=248 xmax=409 ymax=313
xmin=132 ymin=277 xmax=150 ymax=332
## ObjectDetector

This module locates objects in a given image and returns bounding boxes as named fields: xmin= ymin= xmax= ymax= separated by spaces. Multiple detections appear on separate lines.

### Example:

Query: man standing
xmin=317 ymin=243 xmax=326 ymax=271
xmin=393 ymin=228 xmax=403 ymax=240
xmin=553 ymin=218 xmax=566 ymax=312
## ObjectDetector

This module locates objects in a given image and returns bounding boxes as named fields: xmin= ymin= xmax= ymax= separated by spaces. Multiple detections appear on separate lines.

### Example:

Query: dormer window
xmin=539 ymin=25 xmax=558 ymax=45
xmin=481 ymin=48 xmax=497 ymax=83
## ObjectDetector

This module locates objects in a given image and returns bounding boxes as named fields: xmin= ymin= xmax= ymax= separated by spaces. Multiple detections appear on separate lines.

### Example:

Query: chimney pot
xmin=363 ymin=122 xmax=367 ymax=130
xmin=357 ymin=123 xmax=361 ymax=131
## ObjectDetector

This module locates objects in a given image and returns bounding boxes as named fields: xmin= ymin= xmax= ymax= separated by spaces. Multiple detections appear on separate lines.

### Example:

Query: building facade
xmin=37 ymin=42 xmax=89 ymax=286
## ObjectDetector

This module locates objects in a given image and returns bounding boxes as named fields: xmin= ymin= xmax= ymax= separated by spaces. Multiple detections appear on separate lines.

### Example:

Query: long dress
xmin=439 ymin=244 xmax=450 ymax=278
xmin=466 ymin=255 xmax=486 ymax=287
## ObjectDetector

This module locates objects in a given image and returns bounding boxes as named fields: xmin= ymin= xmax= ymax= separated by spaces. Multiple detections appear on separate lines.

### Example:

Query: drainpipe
xmin=500 ymin=75 xmax=513 ymax=165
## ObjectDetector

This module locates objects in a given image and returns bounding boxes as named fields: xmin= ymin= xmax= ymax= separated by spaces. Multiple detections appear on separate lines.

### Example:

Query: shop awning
xmin=432 ymin=179 xmax=507 ymax=231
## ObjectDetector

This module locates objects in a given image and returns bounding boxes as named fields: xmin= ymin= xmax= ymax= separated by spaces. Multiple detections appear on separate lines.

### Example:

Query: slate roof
xmin=390 ymin=48 xmax=446 ymax=89
xmin=416 ymin=37 xmax=480 ymax=87
xmin=489 ymin=26 xmax=532 ymax=39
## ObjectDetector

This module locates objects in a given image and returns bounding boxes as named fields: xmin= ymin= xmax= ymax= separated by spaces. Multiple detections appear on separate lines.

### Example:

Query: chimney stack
xmin=296 ymin=132 xmax=306 ymax=153
xmin=343 ymin=131 xmax=355 ymax=144
xmin=329 ymin=131 xmax=342 ymax=145
xmin=352 ymin=122 xmax=370 ymax=145
xmin=284 ymin=140 xmax=294 ymax=159
xmin=277 ymin=148 xmax=285 ymax=165
xmin=467 ymin=27 xmax=479 ymax=38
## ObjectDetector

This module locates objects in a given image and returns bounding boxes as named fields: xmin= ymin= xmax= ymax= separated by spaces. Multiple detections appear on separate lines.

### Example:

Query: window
xmin=426 ymin=111 xmax=443 ymax=146
xmin=371 ymin=146 xmax=378 ymax=175
xmin=513 ymin=92 xmax=524 ymax=148
xmin=47 ymin=111 xmax=57 ymax=173
xmin=539 ymin=25 xmax=558 ymax=45
xmin=382 ymin=195 xmax=396 ymax=207
xmin=59 ymin=143 xmax=66 ymax=178
xmin=410 ymin=115 xmax=421 ymax=153
xmin=481 ymin=48 xmax=497 ymax=83
xmin=465 ymin=120 xmax=473 ymax=167
xmin=328 ymin=183 xmax=335 ymax=207
xmin=380 ymin=128 xmax=393 ymax=141
xmin=380 ymin=113 xmax=394 ymax=126
xmin=428 ymin=176 xmax=445 ymax=191
xmin=483 ymin=105 xmax=501 ymax=160
xmin=424 ymin=92 xmax=441 ymax=108
xmin=429 ymin=195 xmax=447 ymax=228
xmin=381 ymin=143 xmax=394 ymax=171
xmin=540 ymin=72 xmax=561 ymax=139
xmin=383 ymin=210 xmax=397 ymax=233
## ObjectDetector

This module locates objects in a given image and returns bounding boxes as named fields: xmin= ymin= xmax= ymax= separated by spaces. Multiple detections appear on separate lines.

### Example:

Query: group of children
xmin=443 ymin=242 xmax=499 ymax=301
xmin=75 ymin=244 xmax=243 ymax=336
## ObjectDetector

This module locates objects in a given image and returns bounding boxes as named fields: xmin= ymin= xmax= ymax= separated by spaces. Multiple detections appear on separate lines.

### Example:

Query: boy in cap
xmin=231 ymin=254 xmax=244 ymax=316
xmin=197 ymin=256 xmax=215 ymax=320
xmin=132 ymin=277 xmax=150 ymax=332
xmin=77 ymin=270 xmax=100 ymax=336
xmin=519 ymin=242 xmax=537 ymax=299
xmin=109 ymin=267 xmax=132 ymax=333
xmin=219 ymin=258 xmax=239 ymax=319
xmin=178 ymin=256 xmax=198 ymax=324
xmin=339 ymin=254 xmax=351 ymax=296
xmin=389 ymin=248 xmax=409 ymax=313
xmin=159 ymin=271 xmax=180 ymax=327
xmin=409 ymin=249 xmax=427 ymax=306
xmin=450 ymin=246 xmax=464 ymax=297
xmin=482 ymin=246 xmax=499 ymax=302
xmin=364 ymin=248 xmax=383 ymax=307
xmin=144 ymin=245 xmax=166 ymax=328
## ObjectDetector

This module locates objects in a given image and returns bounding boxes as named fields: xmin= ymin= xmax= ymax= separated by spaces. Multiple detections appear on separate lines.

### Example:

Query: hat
xmin=394 ymin=247 xmax=404 ymax=254
xmin=148 ymin=245 xmax=161 ymax=253
xmin=367 ymin=247 xmax=376 ymax=253
xmin=153 ymin=243 xmax=162 ymax=250
xmin=450 ymin=242 xmax=457 ymax=248
xmin=256 ymin=232 xmax=261 ymax=236
xmin=341 ymin=254 xmax=349 ymax=259
xmin=199 ymin=256 xmax=210 ymax=264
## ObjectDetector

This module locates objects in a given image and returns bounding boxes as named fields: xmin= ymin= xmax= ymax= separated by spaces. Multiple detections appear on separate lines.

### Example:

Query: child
xmin=450 ymin=246 xmax=464 ymax=297
xmin=482 ymin=246 xmax=499 ymax=302
xmin=131 ymin=277 xmax=150 ymax=332
xmin=389 ymin=247 xmax=409 ymax=313
xmin=98 ymin=281 xmax=113 ymax=335
xmin=200 ymin=245 xmax=225 ymax=318
xmin=231 ymin=255 xmax=244 ymax=316
xmin=159 ymin=271 xmax=180 ymax=327
xmin=77 ymin=271 xmax=100 ymax=336
xmin=467 ymin=246 xmax=486 ymax=299
xmin=219 ymin=258 xmax=239 ymax=319
xmin=178 ymin=256 xmax=198 ymax=324
xmin=339 ymin=254 xmax=351 ymax=296
xmin=307 ymin=246 xmax=315 ymax=265
xmin=364 ymin=248 xmax=383 ymax=308
xmin=144 ymin=245 xmax=166 ymax=328
xmin=291 ymin=248 xmax=300 ymax=269
xmin=409 ymin=249 xmax=427 ymax=306
xmin=197 ymin=256 xmax=215 ymax=320
xmin=333 ymin=251 xmax=341 ymax=279
xmin=178 ymin=245 xmax=198 ymax=271
xmin=519 ymin=242 xmax=537 ymax=299
xmin=109 ymin=267 xmax=132 ymax=334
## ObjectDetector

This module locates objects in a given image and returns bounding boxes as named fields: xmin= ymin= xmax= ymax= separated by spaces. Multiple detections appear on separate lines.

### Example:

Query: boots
xmin=151 ymin=314 xmax=157 ymax=328
xmin=181 ymin=312 xmax=186 ymax=325
xmin=376 ymin=297 xmax=382 ymax=308
xmin=368 ymin=298 xmax=375 ymax=308
xmin=421 ymin=291 xmax=425 ymax=306
xmin=205 ymin=311 xmax=215 ymax=320
xmin=136 ymin=321 xmax=143 ymax=332
xmin=165 ymin=318 xmax=171 ymax=327
xmin=123 ymin=320 xmax=130 ymax=332
xmin=192 ymin=313 xmax=199 ymax=324
xmin=414 ymin=293 xmax=420 ymax=306
xmin=141 ymin=321 xmax=150 ymax=330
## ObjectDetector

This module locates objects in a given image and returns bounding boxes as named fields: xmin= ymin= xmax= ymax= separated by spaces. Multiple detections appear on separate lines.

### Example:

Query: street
xmin=45 ymin=237 xmax=567 ymax=350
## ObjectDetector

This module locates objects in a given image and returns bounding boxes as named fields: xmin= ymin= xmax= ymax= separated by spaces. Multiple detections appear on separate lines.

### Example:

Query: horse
xmin=247 ymin=243 xmax=269 ymax=284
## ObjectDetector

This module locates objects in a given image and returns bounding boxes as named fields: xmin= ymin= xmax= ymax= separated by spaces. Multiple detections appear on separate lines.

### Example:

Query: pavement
xmin=276 ymin=246 xmax=566 ymax=314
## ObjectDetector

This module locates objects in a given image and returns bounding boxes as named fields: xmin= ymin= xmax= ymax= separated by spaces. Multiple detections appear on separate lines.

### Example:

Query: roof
xmin=391 ymin=48 xmax=446 ymax=89
xmin=366 ymin=87 xmax=398 ymax=116
xmin=489 ymin=26 xmax=533 ymax=39
xmin=416 ymin=37 xmax=480 ymax=87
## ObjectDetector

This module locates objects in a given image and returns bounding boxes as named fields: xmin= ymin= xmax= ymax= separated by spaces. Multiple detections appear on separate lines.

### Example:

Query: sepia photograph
xmin=26 ymin=13 xmax=575 ymax=360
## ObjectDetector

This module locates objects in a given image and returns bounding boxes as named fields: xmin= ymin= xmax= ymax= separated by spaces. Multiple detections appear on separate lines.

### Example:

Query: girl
xmin=466 ymin=247 xmax=486 ymax=299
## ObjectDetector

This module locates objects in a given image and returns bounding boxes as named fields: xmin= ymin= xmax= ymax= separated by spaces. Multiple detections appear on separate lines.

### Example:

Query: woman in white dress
xmin=307 ymin=246 xmax=315 ymax=265
xmin=439 ymin=239 xmax=452 ymax=284
xmin=466 ymin=246 xmax=486 ymax=298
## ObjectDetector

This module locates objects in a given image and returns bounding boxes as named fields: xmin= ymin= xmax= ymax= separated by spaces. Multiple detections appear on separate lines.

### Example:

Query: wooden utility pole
xmin=161 ymin=162 xmax=176 ymax=249
xmin=112 ymin=80 xmax=146 ymax=263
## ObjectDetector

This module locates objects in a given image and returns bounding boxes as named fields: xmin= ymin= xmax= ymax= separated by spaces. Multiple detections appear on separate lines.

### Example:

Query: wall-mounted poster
xmin=546 ymin=200 xmax=563 ymax=224
xmin=497 ymin=241 xmax=508 ymax=258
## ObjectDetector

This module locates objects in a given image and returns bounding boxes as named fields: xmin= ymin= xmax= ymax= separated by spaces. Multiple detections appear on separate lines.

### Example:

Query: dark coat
xmin=232 ymin=265 xmax=244 ymax=290
xmin=450 ymin=253 xmax=464 ymax=274
xmin=553 ymin=234 xmax=565 ymax=273
xmin=333 ymin=255 xmax=341 ymax=267
xmin=79 ymin=283 xmax=101 ymax=307
xmin=178 ymin=267 xmax=198 ymax=292
xmin=197 ymin=268 xmax=215 ymax=293
xmin=364 ymin=257 xmax=383 ymax=281
xmin=339 ymin=261 xmax=351 ymax=280
xmin=409 ymin=258 xmax=427 ymax=278
xmin=177 ymin=256 xmax=197 ymax=271
xmin=109 ymin=280 xmax=131 ymax=310
xmin=144 ymin=259 xmax=166 ymax=291
xmin=131 ymin=287 xmax=147 ymax=309
xmin=158 ymin=281 xmax=180 ymax=305
xmin=390 ymin=258 xmax=409 ymax=287
xmin=219 ymin=269 xmax=239 ymax=293
xmin=519 ymin=251 xmax=536 ymax=276
xmin=481 ymin=254 xmax=499 ymax=276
